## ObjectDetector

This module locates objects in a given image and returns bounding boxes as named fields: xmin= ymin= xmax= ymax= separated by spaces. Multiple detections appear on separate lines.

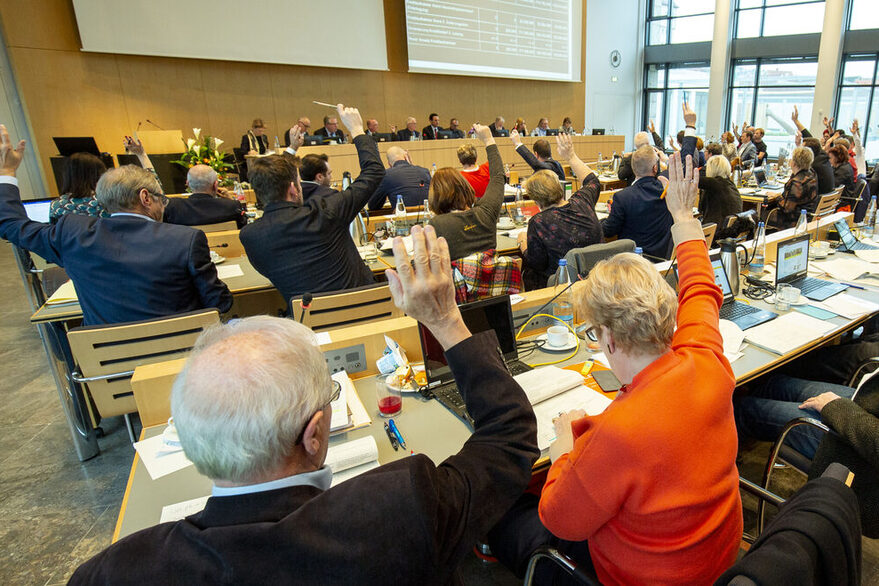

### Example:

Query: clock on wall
xmin=610 ymin=50 xmax=622 ymax=68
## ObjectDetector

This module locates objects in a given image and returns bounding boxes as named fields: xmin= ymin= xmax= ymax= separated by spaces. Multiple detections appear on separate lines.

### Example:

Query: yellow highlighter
xmin=580 ymin=360 xmax=594 ymax=377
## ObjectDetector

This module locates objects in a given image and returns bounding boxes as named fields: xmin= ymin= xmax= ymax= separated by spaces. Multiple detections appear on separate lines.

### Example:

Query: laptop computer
xmin=591 ymin=129 xmax=605 ymax=135
xmin=775 ymin=234 xmax=847 ymax=301
xmin=52 ymin=137 xmax=101 ymax=157
xmin=752 ymin=167 xmax=781 ymax=189
xmin=834 ymin=219 xmax=879 ymax=251
xmin=417 ymin=295 xmax=532 ymax=427
xmin=372 ymin=133 xmax=394 ymax=143
xmin=303 ymin=135 xmax=323 ymax=146
xmin=21 ymin=198 xmax=55 ymax=223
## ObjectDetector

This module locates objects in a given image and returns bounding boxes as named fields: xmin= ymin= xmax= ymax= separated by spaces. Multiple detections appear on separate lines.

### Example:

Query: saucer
xmin=536 ymin=333 xmax=577 ymax=352
xmin=497 ymin=222 xmax=516 ymax=230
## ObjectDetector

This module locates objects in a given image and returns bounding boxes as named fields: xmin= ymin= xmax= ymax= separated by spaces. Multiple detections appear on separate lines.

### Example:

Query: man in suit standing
xmin=0 ymin=126 xmax=232 ymax=325
xmin=489 ymin=116 xmax=508 ymax=137
xmin=240 ymin=105 xmax=383 ymax=306
xmin=422 ymin=113 xmax=443 ymax=140
xmin=395 ymin=117 xmax=420 ymax=142
xmin=164 ymin=165 xmax=246 ymax=228
xmin=299 ymin=153 xmax=338 ymax=201
xmin=367 ymin=146 xmax=431 ymax=211
xmin=602 ymin=145 xmax=674 ymax=259
xmin=313 ymin=115 xmax=346 ymax=144
xmin=511 ymin=130 xmax=565 ymax=181
xmin=70 ymin=225 xmax=539 ymax=585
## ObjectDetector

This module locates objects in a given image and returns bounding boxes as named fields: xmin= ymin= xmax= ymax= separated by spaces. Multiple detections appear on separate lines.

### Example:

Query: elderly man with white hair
xmin=618 ymin=130 xmax=669 ymax=186
xmin=163 ymin=164 xmax=246 ymax=228
xmin=395 ymin=116 xmax=420 ymax=141
xmin=70 ymin=224 xmax=539 ymax=584
xmin=367 ymin=145 xmax=432 ymax=210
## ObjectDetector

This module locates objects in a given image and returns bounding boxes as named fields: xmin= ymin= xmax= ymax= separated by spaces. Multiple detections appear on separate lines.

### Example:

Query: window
xmin=645 ymin=63 xmax=711 ymax=143
xmin=647 ymin=0 xmax=715 ymax=46
xmin=849 ymin=0 xmax=879 ymax=31
xmin=728 ymin=57 xmax=818 ymax=157
xmin=735 ymin=1 xmax=825 ymax=39
xmin=836 ymin=54 xmax=879 ymax=162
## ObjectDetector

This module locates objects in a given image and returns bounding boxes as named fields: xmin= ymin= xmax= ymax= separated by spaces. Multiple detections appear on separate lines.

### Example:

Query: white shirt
xmin=212 ymin=465 xmax=333 ymax=497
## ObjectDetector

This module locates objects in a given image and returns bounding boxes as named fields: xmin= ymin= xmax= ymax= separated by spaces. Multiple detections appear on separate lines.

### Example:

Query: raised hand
xmin=665 ymin=151 xmax=698 ymax=224
xmin=509 ymin=128 xmax=523 ymax=148
xmin=733 ymin=123 xmax=739 ymax=134
xmin=556 ymin=132 xmax=575 ymax=160
xmin=336 ymin=104 xmax=364 ymax=137
xmin=0 ymin=124 xmax=25 ymax=177
xmin=123 ymin=135 xmax=145 ymax=156
xmin=791 ymin=105 xmax=799 ymax=123
xmin=648 ymin=120 xmax=656 ymax=134
xmin=682 ymin=101 xmax=696 ymax=127
xmin=851 ymin=119 xmax=860 ymax=136
xmin=473 ymin=123 xmax=495 ymax=146
xmin=795 ymin=129 xmax=802 ymax=146
xmin=288 ymin=125 xmax=304 ymax=149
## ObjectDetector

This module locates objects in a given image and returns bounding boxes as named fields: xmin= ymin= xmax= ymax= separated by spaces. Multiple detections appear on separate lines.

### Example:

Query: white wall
xmin=583 ymin=0 xmax=644 ymax=151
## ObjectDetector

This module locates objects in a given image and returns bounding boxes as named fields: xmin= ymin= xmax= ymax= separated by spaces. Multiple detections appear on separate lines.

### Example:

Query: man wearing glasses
xmin=0 ymin=125 xmax=232 ymax=325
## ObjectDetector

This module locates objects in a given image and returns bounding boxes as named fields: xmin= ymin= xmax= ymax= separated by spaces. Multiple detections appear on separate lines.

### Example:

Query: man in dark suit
xmin=299 ymin=153 xmax=339 ymax=201
xmin=0 ymin=126 xmax=233 ymax=325
xmin=239 ymin=105 xmax=382 ymax=307
xmin=164 ymin=165 xmax=246 ymax=228
xmin=367 ymin=146 xmax=431 ymax=211
xmin=395 ymin=117 xmax=420 ymax=142
xmin=510 ymin=130 xmax=565 ymax=181
xmin=284 ymin=117 xmax=310 ymax=147
xmin=489 ymin=116 xmax=508 ymax=137
xmin=313 ymin=115 xmax=346 ymax=144
xmin=618 ymin=131 xmax=668 ymax=186
xmin=448 ymin=118 xmax=465 ymax=139
xmin=602 ymin=144 xmax=674 ymax=259
xmin=422 ymin=113 xmax=443 ymax=140
xmin=70 ymin=225 xmax=539 ymax=585
xmin=241 ymin=118 xmax=270 ymax=154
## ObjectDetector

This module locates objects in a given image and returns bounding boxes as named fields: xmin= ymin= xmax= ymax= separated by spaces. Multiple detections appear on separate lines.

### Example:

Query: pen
xmin=841 ymin=282 xmax=867 ymax=291
xmin=388 ymin=418 xmax=406 ymax=449
xmin=313 ymin=100 xmax=337 ymax=109
xmin=383 ymin=422 xmax=399 ymax=451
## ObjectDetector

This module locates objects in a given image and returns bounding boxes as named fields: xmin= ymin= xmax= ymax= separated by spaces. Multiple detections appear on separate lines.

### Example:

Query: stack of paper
xmin=744 ymin=312 xmax=835 ymax=355
xmin=811 ymin=294 xmax=879 ymax=319
xmin=133 ymin=434 xmax=194 ymax=480
xmin=718 ymin=319 xmax=745 ymax=363
xmin=514 ymin=367 xmax=587 ymax=405
xmin=45 ymin=280 xmax=78 ymax=306
xmin=812 ymin=257 xmax=879 ymax=282
xmin=329 ymin=371 xmax=371 ymax=435
xmin=326 ymin=436 xmax=380 ymax=487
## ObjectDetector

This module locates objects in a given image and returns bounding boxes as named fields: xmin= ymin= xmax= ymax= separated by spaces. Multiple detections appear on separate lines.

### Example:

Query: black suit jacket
xmin=300 ymin=181 xmax=339 ymax=202
xmin=514 ymin=144 xmax=565 ymax=181
xmin=489 ymin=123 xmax=508 ymax=137
xmin=163 ymin=193 xmax=246 ymax=228
xmin=422 ymin=124 xmax=443 ymax=140
xmin=800 ymin=129 xmax=836 ymax=194
xmin=0 ymin=181 xmax=232 ymax=325
xmin=395 ymin=128 xmax=420 ymax=142
xmin=240 ymin=135 xmax=383 ymax=305
xmin=313 ymin=127 xmax=346 ymax=143
xmin=69 ymin=332 xmax=539 ymax=585
xmin=367 ymin=160 xmax=431 ymax=211
xmin=240 ymin=132 xmax=269 ymax=154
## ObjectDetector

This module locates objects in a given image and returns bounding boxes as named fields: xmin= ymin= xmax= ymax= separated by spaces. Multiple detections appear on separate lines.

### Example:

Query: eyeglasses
xmin=294 ymin=380 xmax=342 ymax=445
xmin=584 ymin=326 xmax=598 ymax=342
xmin=148 ymin=190 xmax=169 ymax=206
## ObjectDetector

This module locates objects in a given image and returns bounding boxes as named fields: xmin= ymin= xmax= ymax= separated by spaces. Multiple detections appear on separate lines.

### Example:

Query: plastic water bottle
xmin=864 ymin=196 xmax=877 ymax=238
xmin=422 ymin=198 xmax=432 ymax=222
xmin=273 ymin=136 xmax=281 ymax=152
xmin=394 ymin=195 xmax=407 ymax=236
xmin=794 ymin=209 xmax=808 ymax=235
xmin=234 ymin=181 xmax=245 ymax=203
xmin=634 ymin=246 xmax=643 ymax=256
xmin=431 ymin=163 xmax=437 ymax=177
xmin=750 ymin=221 xmax=766 ymax=277
xmin=553 ymin=259 xmax=574 ymax=330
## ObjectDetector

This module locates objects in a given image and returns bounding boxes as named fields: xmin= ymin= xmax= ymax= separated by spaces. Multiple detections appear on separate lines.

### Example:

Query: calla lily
xmin=186 ymin=138 xmax=196 ymax=151
xmin=193 ymin=128 xmax=201 ymax=140
xmin=214 ymin=138 xmax=223 ymax=148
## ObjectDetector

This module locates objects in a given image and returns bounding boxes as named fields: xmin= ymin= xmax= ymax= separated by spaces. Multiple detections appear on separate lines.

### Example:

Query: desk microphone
xmin=146 ymin=119 xmax=164 ymax=130
xmin=299 ymin=293 xmax=313 ymax=324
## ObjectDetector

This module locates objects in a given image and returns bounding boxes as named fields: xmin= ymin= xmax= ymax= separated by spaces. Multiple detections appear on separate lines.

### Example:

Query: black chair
xmin=523 ymin=546 xmax=600 ymax=585
xmin=232 ymin=147 xmax=248 ymax=182
xmin=721 ymin=209 xmax=757 ymax=241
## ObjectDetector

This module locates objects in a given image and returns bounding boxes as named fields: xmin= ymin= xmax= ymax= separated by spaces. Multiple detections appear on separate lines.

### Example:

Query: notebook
xmin=775 ymin=234 xmax=847 ymax=301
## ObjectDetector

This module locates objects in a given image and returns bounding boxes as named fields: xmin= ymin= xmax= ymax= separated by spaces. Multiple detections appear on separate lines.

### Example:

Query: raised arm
xmin=555 ymin=133 xmax=594 ymax=181
xmin=472 ymin=124 xmax=504 ymax=223
xmin=511 ymin=129 xmax=542 ymax=172
xmin=325 ymin=104 xmax=385 ymax=221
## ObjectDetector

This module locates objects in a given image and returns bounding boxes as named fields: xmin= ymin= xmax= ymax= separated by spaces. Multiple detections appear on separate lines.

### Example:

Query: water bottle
xmin=234 ymin=181 xmax=246 ymax=203
xmin=273 ymin=136 xmax=280 ymax=151
xmin=514 ymin=186 xmax=524 ymax=222
xmin=422 ymin=198 xmax=432 ymax=222
xmin=431 ymin=163 xmax=437 ymax=177
xmin=634 ymin=247 xmax=643 ymax=256
xmin=394 ymin=195 xmax=407 ymax=236
xmin=794 ymin=209 xmax=808 ymax=235
xmin=864 ymin=196 xmax=877 ymax=238
xmin=750 ymin=221 xmax=766 ymax=277
xmin=553 ymin=259 xmax=574 ymax=330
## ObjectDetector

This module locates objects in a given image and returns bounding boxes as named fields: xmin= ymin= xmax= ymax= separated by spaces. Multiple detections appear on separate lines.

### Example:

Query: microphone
xmin=136 ymin=121 xmax=143 ymax=132
xmin=299 ymin=293 xmax=313 ymax=323
xmin=146 ymin=119 xmax=164 ymax=130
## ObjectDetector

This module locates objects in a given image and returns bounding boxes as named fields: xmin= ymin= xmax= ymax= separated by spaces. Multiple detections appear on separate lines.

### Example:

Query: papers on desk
xmin=812 ymin=257 xmax=879 ymax=282
xmin=380 ymin=235 xmax=414 ymax=255
xmin=133 ymin=433 xmax=194 ymax=480
xmin=854 ymin=249 xmax=879 ymax=264
xmin=215 ymin=264 xmax=244 ymax=280
xmin=45 ymin=280 xmax=78 ymax=306
xmin=501 ymin=227 xmax=528 ymax=239
xmin=329 ymin=370 xmax=371 ymax=435
xmin=744 ymin=312 xmax=835 ymax=355
xmin=326 ymin=436 xmax=380 ymax=487
xmin=811 ymin=294 xmax=879 ymax=319
xmin=718 ymin=319 xmax=746 ymax=363
xmin=514 ymin=367 xmax=586 ymax=405
xmin=160 ymin=495 xmax=209 ymax=523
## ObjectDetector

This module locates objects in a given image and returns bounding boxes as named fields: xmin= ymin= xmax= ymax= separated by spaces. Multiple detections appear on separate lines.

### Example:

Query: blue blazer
xmin=367 ymin=160 xmax=431 ymax=210
xmin=0 ymin=181 xmax=232 ymax=325
xmin=163 ymin=193 xmax=246 ymax=228
xmin=601 ymin=177 xmax=674 ymax=260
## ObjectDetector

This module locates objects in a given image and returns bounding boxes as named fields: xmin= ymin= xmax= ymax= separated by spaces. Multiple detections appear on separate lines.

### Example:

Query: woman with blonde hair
xmin=697 ymin=153 xmax=741 ymax=228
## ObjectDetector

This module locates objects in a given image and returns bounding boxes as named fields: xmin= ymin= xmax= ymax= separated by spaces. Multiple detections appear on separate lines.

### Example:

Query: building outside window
xmin=647 ymin=0 xmax=714 ymax=46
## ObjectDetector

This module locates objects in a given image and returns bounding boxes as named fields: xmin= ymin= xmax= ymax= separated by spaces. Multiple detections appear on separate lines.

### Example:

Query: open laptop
xmin=591 ymin=129 xmax=605 ymax=135
xmin=22 ymin=198 xmax=55 ymax=223
xmin=52 ymin=136 xmax=101 ymax=157
xmin=835 ymin=219 xmax=879 ymax=251
xmin=752 ymin=167 xmax=782 ymax=190
xmin=775 ymin=234 xmax=847 ymax=301
xmin=417 ymin=295 xmax=532 ymax=427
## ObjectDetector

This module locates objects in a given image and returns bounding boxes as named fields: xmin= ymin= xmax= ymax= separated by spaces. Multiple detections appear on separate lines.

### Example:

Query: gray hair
xmin=171 ymin=316 xmax=332 ymax=483
xmin=791 ymin=146 xmax=814 ymax=171
xmin=633 ymin=131 xmax=651 ymax=149
xmin=386 ymin=146 xmax=407 ymax=165
xmin=95 ymin=165 xmax=163 ymax=213
xmin=705 ymin=154 xmax=732 ymax=179
xmin=631 ymin=145 xmax=658 ymax=178
xmin=187 ymin=165 xmax=218 ymax=193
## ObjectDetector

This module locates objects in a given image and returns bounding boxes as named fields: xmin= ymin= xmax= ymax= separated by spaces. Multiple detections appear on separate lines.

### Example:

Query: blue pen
xmin=388 ymin=418 xmax=406 ymax=449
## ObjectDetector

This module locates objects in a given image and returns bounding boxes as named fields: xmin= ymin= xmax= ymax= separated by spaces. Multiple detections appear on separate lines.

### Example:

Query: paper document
xmin=532 ymin=386 xmax=612 ymax=450
xmin=744 ymin=312 xmax=835 ymax=355
xmin=380 ymin=235 xmax=414 ymax=254
xmin=328 ymin=371 xmax=371 ymax=436
xmin=514 ymin=366 xmax=585 ymax=405
xmin=811 ymin=293 xmax=879 ymax=319
xmin=718 ymin=319 xmax=746 ymax=363
xmin=133 ymin=433 xmax=194 ymax=480
xmin=330 ymin=371 xmax=351 ymax=431
xmin=503 ymin=228 xmax=527 ymax=239
xmin=160 ymin=495 xmax=210 ymax=523
xmin=314 ymin=331 xmax=332 ymax=345
xmin=812 ymin=257 xmax=879 ymax=282
xmin=326 ymin=436 xmax=380 ymax=487
xmin=854 ymin=250 xmax=879 ymax=264
xmin=216 ymin=264 xmax=244 ymax=279
xmin=45 ymin=280 xmax=78 ymax=306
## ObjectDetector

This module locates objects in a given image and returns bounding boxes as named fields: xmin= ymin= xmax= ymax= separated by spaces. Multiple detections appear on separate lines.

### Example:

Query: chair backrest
xmin=205 ymin=229 xmax=245 ymax=258
xmin=548 ymin=239 xmax=636 ymax=286
xmin=192 ymin=220 xmax=238 ymax=233
xmin=67 ymin=310 xmax=220 ymax=419
xmin=702 ymin=222 xmax=717 ymax=249
xmin=812 ymin=190 xmax=842 ymax=218
xmin=290 ymin=284 xmax=403 ymax=332
xmin=451 ymin=250 xmax=522 ymax=304
xmin=721 ymin=209 xmax=757 ymax=241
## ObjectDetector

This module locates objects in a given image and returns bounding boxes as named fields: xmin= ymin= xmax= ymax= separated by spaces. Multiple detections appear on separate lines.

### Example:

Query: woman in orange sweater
xmin=488 ymin=148 xmax=743 ymax=585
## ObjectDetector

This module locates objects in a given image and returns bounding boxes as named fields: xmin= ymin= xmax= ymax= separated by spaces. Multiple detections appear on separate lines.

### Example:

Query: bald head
xmin=187 ymin=164 xmax=218 ymax=194
xmin=633 ymin=131 xmax=651 ymax=149
xmin=386 ymin=146 xmax=407 ymax=165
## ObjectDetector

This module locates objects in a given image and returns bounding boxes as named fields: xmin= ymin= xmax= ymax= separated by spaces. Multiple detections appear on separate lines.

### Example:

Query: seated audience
xmin=721 ymin=131 xmax=737 ymax=161
xmin=766 ymin=146 xmax=817 ymax=230
xmin=602 ymin=145 xmax=673 ymax=259
xmin=313 ymin=115 xmax=345 ymax=143
xmin=456 ymin=143 xmax=490 ymax=197
xmin=298 ymin=153 xmax=338 ymax=201
xmin=679 ymin=117 xmax=742 ymax=228
xmin=792 ymin=106 xmax=835 ymax=195
xmin=428 ymin=124 xmax=503 ymax=260
xmin=488 ymin=151 xmax=742 ymax=584
xmin=0 ymin=127 xmax=232 ymax=325
xmin=511 ymin=130 xmax=565 ymax=181
xmin=530 ymin=118 xmax=550 ymax=137
xmin=829 ymin=143 xmax=856 ymax=201
xmin=559 ymin=117 xmax=576 ymax=135
xmin=164 ymin=165 xmax=246 ymax=228
xmin=367 ymin=146 xmax=431 ymax=210
xmin=489 ymin=116 xmax=507 ymax=137
xmin=752 ymin=127 xmax=768 ymax=165
xmin=395 ymin=117 xmax=420 ymax=142
xmin=241 ymin=118 xmax=270 ymax=155
xmin=422 ymin=113 xmax=442 ymax=140
xmin=50 ymin=152 xmax=109 ymax=222
xmin=734 ymin=370 xmax=878 ymax=537
xmin=517 ymin=134 xmax=602 ymax=290
xmin=284 ymin=117 xmax=310 ymax=146
xmin=513 ymin=117 xmax=527 ymax=135
xmin=448 ymin=118 xmax=465 ymax=139
xmin=617 ymin=131 xmax=653 ymax=186
xmin=736 ymin=130 xmax=757 ymax=168
xmin=240 ymin=105 xmax=383 ymax=306
xmin=70 ymin=227 xmax=540 ymax=583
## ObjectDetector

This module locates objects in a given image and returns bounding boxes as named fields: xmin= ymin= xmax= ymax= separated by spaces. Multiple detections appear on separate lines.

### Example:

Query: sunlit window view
xmin=837 ymin=55 xmax=879 ymax=162
xmin=735 ymin=0 xmax=826 ymax=39
xmin=647 ymin=0 xmax=715 ymax=45
xmin=645 ymin=63 xmax=711 ymax=141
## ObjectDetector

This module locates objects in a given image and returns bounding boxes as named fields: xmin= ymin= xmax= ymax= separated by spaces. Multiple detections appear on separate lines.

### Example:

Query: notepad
xmin=326 ymin=436 xmax=380 ymax=487
xmin=160 ymin=495 xmax=210 ymax=523
xmin=133 ymin=433 xmax=194 ymax=480
xmin=744 ymin=312 xmax=835 ymax=355
xmin=45 ymin=280 xmax=79 ymax=306
xmin=811 ymin=294 xmax=879 ymax=319
xmin=215 ymin=264 xmax=244 ymax=279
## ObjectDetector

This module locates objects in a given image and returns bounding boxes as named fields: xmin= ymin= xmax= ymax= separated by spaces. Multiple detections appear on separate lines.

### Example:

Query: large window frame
xmin=646 ymin=0 xmax=715 ymax=46
xmin=733 ymin=0 xmax=825 ymax=39
xmin=644 ymin=62 xmax=711 ymax=142
xmin=835 ymin=53 xmax=879 ymax=163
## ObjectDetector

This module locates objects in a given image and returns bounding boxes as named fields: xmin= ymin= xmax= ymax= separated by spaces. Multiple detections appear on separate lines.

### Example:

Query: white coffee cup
xmin=546 ymin=325 xmax=569 ymax=348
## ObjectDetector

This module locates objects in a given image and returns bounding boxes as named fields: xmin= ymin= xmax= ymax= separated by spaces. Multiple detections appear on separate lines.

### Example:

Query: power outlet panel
xmin=324 ymin=343 xmax=367 ymax=374
xmin=513 ymin=311 xmax=557 ymax=334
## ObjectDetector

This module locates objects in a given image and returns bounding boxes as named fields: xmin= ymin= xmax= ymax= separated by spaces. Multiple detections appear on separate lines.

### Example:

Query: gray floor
xmin=0 ymin=240 xmax=876 ymax=585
